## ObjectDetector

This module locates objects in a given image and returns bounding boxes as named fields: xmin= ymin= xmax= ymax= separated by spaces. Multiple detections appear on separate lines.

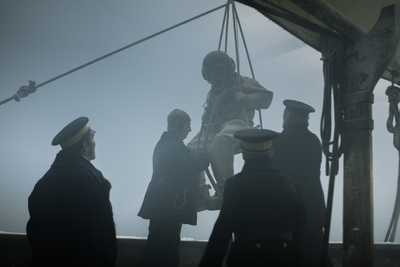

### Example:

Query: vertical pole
xmin=340 ymin=5 xmax=399 ymax=266
xmin=342 ymin=92 xmax=374 ymax=267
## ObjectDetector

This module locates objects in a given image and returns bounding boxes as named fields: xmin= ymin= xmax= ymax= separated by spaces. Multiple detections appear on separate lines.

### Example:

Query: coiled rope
xmin=320 ymin=41 xmax=345 ymax=267
xmin=384 ymin=81 xmax=400 ymax=242
xmin=320 ymin=41 xmax=345 ymax=176
xmin=0 ymin=3 xmax=227 ymax=107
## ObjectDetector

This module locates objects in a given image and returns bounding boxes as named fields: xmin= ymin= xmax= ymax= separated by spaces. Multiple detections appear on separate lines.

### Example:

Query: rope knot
xmin=15 ymin=80 xmax=37 ymax=101
xmin=386 ymin=85 xmax=400 ymax=103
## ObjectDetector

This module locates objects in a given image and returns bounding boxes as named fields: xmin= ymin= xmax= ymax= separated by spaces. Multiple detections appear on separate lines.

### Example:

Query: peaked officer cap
xmin=234 ymin=129 xmax=278 ymax=151
xmin=283 ymin=99 xmax=315 ymax=116
xmin=52 ymin=117 xmax=93 ymax=149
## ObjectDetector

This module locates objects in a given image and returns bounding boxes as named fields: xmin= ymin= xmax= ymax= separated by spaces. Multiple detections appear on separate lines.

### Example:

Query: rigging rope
xmin=0 ymin=3 xmax=227 ymax=107
xmin=232 ymin=2 xmax=262 ymax=128
xmin=218 ymin=3 xmax=230 ymax=53
xmin=384 ymin=82 xmax=400 ymax=242
xmin=320 ymin=41 xmax=345 ymax=267
xmin=220 ymin=0 xmax=262 ymax=128
xmin=320 ymin=41 xmax=345 ymax=176
xmin=197 ymin=0 xmax=260 ymax=200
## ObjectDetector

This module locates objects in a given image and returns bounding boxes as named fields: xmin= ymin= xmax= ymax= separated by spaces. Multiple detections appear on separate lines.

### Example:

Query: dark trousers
xmin=139 ymin=220 xmax=182 ymax=267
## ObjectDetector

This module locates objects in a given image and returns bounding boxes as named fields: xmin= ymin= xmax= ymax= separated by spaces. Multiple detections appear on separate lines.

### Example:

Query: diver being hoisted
xmin=187 ymin=50 xmax=273 ymax=211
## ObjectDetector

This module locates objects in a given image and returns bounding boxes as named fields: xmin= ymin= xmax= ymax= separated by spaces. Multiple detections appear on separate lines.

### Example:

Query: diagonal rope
xmin=1 ymin=3 xmax=227 ymax=107
xmin=233 ymin=4 xmax=255 ymax=80
xmin=232 ymin=1 xmax=241 ymax=86
xmin=218 ymin=3 xmax=230 ymax=52
xmin=232 ymin=1 xmax=263 ymax=128
xmin=217 ymin=0 xmax=262 ymax=128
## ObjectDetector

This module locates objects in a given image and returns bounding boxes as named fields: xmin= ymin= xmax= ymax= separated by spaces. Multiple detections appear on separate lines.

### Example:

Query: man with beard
xmin=187 ymin=50 xmax=273 ymax=210
xmin=27 ymin=117 xmax=117 ymax=267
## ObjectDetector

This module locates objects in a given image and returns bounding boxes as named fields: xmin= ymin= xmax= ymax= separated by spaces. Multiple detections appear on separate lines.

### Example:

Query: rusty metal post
xmin=340 ymin=5 xmax=400 ymax=267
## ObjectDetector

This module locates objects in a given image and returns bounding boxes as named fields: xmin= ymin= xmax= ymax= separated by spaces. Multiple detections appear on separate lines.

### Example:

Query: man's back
xmin=27 ymin=151 xmax=116 ymax=267
xmin=199 ymin=156 xmax=306 ymax=267
xmin=213 ymin=156 xmax=305 ymax=239
xmin=272 ymin=124 xmax=326 ymax=226
xmin=272 ymin=123 xmax=331 ymax=267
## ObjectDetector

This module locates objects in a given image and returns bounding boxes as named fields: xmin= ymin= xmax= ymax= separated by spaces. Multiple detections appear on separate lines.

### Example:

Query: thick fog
xmin=0 ymin=0 xmax=398 ymax=243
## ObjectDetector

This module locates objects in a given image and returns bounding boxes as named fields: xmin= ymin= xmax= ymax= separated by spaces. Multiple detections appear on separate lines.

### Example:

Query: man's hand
xmin=197 ymin=153 xmax=211 ymax=169
xmin=234 ymin=91 xmax=248 ymax=105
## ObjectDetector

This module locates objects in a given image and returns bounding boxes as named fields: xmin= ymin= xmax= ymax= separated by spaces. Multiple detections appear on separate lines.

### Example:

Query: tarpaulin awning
xmin=237 ymin=0 xmax=400 ymax=85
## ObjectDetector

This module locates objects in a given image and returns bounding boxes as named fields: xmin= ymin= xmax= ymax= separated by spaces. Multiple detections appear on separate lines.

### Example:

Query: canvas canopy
xmin=237 ymin=0 xmax=400 ymax=85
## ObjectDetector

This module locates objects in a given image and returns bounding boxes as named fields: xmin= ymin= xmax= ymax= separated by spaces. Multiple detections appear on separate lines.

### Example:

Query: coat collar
xmin=242 ymin=156 xmax=280 ymax=172
xmin=51 ymin=150 xmax=109 ymax=187
xmin=51 ymin=150 xmax=94 ymax=169
xmin=283 ymin=124 xmax=308 ymax=133
xmin=161 ymin=131 xmax=184 ymax=143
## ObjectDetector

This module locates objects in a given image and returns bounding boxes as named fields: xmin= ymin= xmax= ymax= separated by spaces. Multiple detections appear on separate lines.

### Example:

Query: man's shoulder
xmin=154 ymin=131 xmax=186 ymax=153
xmin=32 ymin=166 xmax=97 ymax=195
xmin=49 ymin=155 xmax=98 ymax=180
xmin=158 ymin=131 xmax=183 ymax=145
xmin=51 ymin=164 xmax=95 ymax=178
xmin=280 ymin=126 xmax=320 ymax=142
xmin=230 ymin=167 xmax=282 ymax=179
xmin=226 ymin=168 xmax=300 ymax=191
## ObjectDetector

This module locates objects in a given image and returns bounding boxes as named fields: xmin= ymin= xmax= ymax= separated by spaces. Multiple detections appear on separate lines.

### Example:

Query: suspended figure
xmin=187 ymin=50 xmax=273 ymax=210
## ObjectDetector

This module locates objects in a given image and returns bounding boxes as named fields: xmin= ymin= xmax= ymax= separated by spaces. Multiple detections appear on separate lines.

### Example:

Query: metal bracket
xmin=344 ymin=119 xmax=374 ymax=131
xmin=344 ymin=91 xmax=374 ymax=105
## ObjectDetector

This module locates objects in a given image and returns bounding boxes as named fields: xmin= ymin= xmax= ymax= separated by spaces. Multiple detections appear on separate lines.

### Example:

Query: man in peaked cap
xmin=272 ymin=100 xmax=333 ymax=267
xmin=199 ymin=129 xmax=306 ymax=267
xmin=27 ymin=117 xmax=117 ymax=267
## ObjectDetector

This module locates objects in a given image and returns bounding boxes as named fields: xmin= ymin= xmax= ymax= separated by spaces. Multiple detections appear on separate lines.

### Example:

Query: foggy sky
xmin=0 ymin=0 xmax=398 ymax=243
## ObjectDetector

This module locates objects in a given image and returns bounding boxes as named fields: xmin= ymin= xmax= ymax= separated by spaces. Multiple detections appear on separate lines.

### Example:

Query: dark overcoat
xmin=26 ymin=150 xmax=117 ymax=267
xmin=272 ymin=124 xmax=329 ymax=266
xmin=198 ymin=157 xmax=306 ymax=267
xmin=271 ymin=124 xmax=326 ymax=230
xmin=138 ymin=131 xmax=208 ymax=225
